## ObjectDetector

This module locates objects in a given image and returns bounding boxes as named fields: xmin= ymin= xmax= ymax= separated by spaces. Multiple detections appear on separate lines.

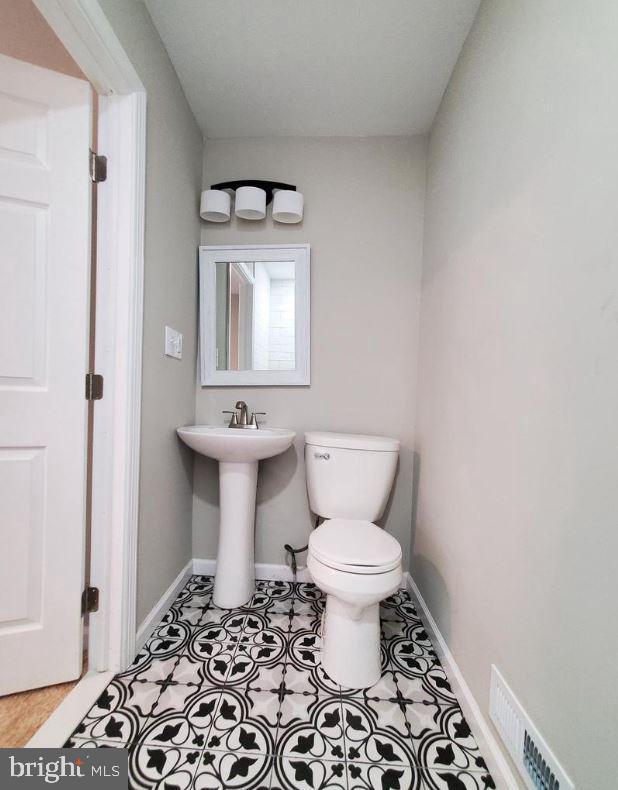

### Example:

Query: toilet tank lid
xmin=305 ymin=431 xmax=399 ymax=452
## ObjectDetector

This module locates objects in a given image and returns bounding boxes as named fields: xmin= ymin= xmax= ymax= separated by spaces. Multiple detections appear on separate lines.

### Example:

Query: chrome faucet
xmin=236 ymin=400 xmax=249 ymax=426
xmin=222 ymin=401 xmax=266 ymax=429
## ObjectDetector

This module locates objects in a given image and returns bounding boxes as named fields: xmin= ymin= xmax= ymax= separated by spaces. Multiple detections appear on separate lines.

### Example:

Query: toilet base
xmin=321 ymin=595 xmax=381 ymax=689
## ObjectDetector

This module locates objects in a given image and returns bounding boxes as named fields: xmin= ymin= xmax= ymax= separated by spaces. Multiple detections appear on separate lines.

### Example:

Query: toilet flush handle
xmin=314 ymin=451 xmax=330 ymax=460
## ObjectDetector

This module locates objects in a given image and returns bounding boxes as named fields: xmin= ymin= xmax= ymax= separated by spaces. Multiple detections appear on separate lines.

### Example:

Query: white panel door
xmin=0 ymin=54 xmax=91 ymax=694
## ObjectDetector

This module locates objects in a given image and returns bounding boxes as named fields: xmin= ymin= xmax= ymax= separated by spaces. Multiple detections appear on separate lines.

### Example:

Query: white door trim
xmin=32 ymin=0 xmax=143 ymax=95
xmin=89 ymin=90 xmax=146 ymax=672
xmin=34 ymin=0 xmax=146 ymax=673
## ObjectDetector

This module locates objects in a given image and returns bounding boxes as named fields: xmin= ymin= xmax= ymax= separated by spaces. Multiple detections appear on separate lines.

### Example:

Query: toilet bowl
xmin=308 ymin=518 xmax=402 ymax=687
xmin=304 ymin=431 xmax=402 ymax=689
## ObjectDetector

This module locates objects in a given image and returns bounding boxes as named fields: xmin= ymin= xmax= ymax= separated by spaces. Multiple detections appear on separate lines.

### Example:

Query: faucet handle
xmin=222 ymin=410 xmax=238 ymax=426
xmin=249 ymin=411 xmax=266 ymax=428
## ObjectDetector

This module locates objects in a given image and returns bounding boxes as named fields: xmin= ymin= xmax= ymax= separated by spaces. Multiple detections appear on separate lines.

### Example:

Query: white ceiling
xmin=144 ymin=0 xmax=480 ymax=138
xmin=263 ymin=261 xmax=295 ymax=280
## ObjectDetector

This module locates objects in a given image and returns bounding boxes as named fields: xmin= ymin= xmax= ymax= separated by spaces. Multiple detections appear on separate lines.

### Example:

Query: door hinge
xmin=85 ymin=372 xmax=104 ymax=400
xmin=82 ymin=586 xmax=99 ymax=615
xmin=89 ymin=149 xmax=107 ymax=183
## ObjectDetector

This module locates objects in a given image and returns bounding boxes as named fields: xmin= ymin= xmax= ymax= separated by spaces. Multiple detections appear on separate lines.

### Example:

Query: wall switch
xmin=164 ymin=326 xmax=183 ymax=359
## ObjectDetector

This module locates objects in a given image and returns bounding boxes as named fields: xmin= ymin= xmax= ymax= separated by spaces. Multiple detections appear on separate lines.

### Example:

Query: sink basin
xmin=177 ymin=424 xmax=296 ymax=608
xmin=177 ymin=425 xmax=295 ymax=462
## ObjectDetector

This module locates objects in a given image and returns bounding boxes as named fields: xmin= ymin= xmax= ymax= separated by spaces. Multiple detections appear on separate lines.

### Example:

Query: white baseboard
xmin=192 ymin=558 xmax=312 ymax=583
xmin=192 ymin=558 xmax=216 ymax=577
xmin=27 ymin=670 xmax=114 ymax=748
xmin=192 ymin=558 xmax=413 ymax=586
xmin=135 ymin=559 xmax=193 ymax=652
xmin=403 ymin=572 xmax=521 ymax=790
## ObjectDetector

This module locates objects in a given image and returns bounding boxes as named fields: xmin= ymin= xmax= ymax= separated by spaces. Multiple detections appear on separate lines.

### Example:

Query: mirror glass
xmin=215 ymin=260 xmax=295 ymax=371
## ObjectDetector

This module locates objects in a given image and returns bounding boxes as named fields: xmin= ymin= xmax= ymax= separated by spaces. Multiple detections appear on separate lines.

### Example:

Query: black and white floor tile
xmin=66 ymin=576 xmax=495 ymax=790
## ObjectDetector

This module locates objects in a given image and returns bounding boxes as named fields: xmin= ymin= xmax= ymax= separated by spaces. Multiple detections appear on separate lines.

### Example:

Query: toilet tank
xmin=305 ymin=431 xmax=400 ymax=521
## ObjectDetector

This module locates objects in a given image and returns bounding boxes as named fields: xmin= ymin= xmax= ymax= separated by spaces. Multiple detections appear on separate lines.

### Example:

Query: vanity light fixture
xmin=272 ymin=189 xmax=304 ymax=224
xmin=200 ymin=189 xmax=231 ymax=222
xmin=199 ymin=180 xmax=304 ymax=223
xmin=235 ymin=185 xmax=266 ymax=220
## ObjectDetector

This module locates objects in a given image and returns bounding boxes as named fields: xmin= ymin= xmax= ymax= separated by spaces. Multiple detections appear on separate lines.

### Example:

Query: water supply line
xmin=284 ymin=543 xmax=308 ymax=584
xmin=284 ymin=516 xmax=321 ymax=584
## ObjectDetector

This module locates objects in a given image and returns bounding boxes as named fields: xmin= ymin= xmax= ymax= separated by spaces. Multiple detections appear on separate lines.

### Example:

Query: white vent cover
xmin=489 ymin=665 xmax=574 ymax=790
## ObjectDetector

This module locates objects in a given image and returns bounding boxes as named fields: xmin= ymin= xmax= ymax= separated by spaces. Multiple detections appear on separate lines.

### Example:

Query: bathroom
xmin=0 ymin=1 xmax=616 ymax=789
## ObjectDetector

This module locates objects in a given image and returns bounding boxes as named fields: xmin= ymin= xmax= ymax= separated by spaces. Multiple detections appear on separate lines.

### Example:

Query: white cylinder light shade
xmin=272 ymin=190 xmax=304 ymax=224
xmin=200 ymin=189 xmax=231 ymax=222
xmin=235 ymin=186 xmax=266 ymax=220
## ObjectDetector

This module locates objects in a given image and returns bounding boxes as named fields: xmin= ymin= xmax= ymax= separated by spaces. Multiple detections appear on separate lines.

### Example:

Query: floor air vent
xmin=489 ymin=665 xmax=574 ymax=790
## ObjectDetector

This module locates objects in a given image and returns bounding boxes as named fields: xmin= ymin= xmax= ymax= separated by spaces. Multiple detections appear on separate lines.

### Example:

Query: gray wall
xmin=194 ymin=137 xmax=426 ymax=568
xmin=413 ymin=2 xmax=618 ymax=787
xmin=99 ymin=0 xmax=202 ymax=623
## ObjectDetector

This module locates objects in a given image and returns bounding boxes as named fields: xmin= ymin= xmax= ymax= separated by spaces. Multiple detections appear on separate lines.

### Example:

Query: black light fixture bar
xmin=210 ymin=180 xmax=296 ymax=206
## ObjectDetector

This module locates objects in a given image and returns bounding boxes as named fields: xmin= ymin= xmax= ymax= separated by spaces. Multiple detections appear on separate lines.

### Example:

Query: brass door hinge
xmin=89 ymin=149 xmax=107 ymax=183
xmin=82 ymin=586 xmax=99 ymax=615
xmin=85 ymin=373 xmax=104 ymax=400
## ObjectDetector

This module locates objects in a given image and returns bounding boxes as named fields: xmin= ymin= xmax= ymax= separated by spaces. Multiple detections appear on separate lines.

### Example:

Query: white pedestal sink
xmin=177 ymin=425 xmax=296 ymax=608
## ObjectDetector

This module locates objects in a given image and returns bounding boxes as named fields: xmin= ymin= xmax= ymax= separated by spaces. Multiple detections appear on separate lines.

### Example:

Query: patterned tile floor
xmin=66 ymin=576 xmax=495 ymax=790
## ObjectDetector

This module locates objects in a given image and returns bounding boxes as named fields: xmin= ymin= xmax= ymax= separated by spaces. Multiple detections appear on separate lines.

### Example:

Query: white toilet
xmin=304 ymin=431 xmax=403 ymax=689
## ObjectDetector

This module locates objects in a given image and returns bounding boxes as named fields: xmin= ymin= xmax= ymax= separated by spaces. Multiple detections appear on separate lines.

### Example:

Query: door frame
xmin=34 ymin=0 xmax=146 ymax=674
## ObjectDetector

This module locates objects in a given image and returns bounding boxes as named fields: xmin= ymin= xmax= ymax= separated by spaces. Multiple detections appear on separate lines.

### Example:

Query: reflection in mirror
xmin=215 ymin=260 xmax=295 ymax=372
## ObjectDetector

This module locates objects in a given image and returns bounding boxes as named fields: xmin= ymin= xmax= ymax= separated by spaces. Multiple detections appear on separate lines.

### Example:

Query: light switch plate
xmin=164 ymin=326 xmax=183 ymax=359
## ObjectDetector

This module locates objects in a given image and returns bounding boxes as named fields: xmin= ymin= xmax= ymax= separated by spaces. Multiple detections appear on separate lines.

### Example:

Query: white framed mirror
xmin=199 ymin=244 xmax=310 ymax=386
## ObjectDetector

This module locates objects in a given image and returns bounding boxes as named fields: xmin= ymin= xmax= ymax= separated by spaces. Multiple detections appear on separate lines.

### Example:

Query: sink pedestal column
xmin=213 ymin=460 xmax=258 ymax=608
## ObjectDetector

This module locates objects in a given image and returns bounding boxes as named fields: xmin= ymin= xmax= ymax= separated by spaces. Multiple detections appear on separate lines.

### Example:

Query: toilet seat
xmin=309 ymin=518 xmax=402 ymax=575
